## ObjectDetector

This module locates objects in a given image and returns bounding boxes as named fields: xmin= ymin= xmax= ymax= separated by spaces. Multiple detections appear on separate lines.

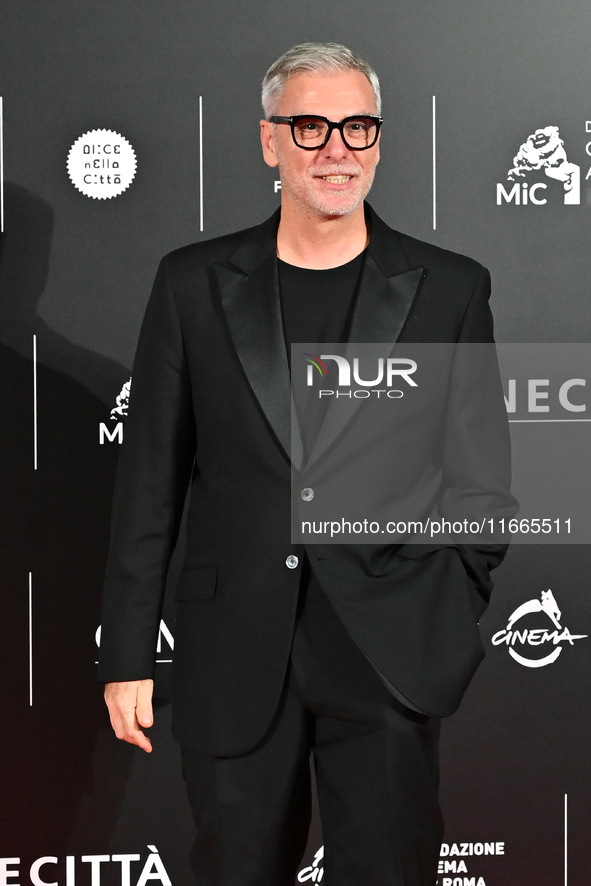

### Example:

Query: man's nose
xmin=321 ymin=126 xmax=350 ymax=159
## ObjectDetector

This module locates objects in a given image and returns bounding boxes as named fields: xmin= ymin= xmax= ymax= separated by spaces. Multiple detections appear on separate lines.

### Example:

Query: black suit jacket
xmin=98 ymin=204 xmax=513 ymax=755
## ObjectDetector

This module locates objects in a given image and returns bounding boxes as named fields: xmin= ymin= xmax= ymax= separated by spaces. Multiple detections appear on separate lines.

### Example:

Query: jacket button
xmin=300 ymin=487 xmax=314 ymax=501
xmin=285 ymin=555 xmax=299 ymax=569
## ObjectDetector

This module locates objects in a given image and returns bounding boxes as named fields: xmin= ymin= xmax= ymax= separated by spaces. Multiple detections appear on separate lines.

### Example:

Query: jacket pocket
xmin=395 ymin=542 xmax=452 ymax=560
xmin=175 ymin=566 xmax=217 ymax=601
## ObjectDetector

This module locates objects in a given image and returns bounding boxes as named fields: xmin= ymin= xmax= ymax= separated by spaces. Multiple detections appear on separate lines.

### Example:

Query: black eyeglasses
xmin=269 ymin=115 xmax=383 ymax=151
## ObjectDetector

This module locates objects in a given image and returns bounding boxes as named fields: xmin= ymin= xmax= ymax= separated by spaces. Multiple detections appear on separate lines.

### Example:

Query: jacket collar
xmin=215 ymin=204 xmax=425 ymax=466
xmin=225 ymin=203 xmax=416 ymax=277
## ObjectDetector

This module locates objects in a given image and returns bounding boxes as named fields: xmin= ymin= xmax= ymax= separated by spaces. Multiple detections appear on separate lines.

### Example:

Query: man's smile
xmin=319 ymin=174 xmax=354 ymax=183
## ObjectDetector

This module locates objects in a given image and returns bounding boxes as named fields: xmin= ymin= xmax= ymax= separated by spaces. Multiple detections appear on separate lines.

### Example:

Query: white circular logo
xmin=491 ymin=588 xmax=587 ymax=668
xmin=67 ymin=129 xmax=137 ymax=200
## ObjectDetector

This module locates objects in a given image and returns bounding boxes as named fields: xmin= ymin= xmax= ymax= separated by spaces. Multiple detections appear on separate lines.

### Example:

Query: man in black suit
xmin=99 ymin=43 xmax=513 ymax=886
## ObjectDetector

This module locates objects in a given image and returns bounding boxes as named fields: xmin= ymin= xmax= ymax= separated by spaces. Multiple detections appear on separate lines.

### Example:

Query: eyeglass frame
xmin=268 ymin=114 xmax=383 ymax=151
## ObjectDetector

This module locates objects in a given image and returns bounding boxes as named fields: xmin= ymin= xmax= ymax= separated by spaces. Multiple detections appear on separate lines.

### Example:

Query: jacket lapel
xmin=214 ymin=205 xmax=425 ymax=471
xmin=350 ymin=204 xmax=427 ymax=345
xmin=214 ymin=211 xmax=303 ymax=466
xmin=306 ymin=207 xmax=426 ymax=467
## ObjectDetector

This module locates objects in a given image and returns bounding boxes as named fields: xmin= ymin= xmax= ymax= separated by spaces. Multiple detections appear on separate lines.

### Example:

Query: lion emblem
xmin=110 ymin=377 xmax=132 ymax=420
xmin=507 ymin=126 xmax=580 ymax=204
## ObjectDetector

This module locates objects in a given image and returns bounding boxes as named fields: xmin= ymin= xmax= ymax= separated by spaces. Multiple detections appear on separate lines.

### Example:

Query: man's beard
xmin=279 ymin=162 xmax=376 ymax=219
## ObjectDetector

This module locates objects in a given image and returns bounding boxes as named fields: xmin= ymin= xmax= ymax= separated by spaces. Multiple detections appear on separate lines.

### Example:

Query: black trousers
xmin=180 ymin=571 xmax=443 ymax=885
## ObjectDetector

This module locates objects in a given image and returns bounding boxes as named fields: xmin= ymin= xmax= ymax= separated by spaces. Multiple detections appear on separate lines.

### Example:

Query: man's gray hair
xmin=262 ymin=42 xmax=381 ymax=118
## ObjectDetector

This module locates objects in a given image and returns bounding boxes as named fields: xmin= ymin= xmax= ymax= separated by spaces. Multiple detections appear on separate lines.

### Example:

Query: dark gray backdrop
xmin=2 ymin=2 xmax=590 ymax=884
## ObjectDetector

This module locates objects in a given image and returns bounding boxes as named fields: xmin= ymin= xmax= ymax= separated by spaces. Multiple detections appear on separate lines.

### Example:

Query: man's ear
xmin=260 ymin=119 xmax=279 ymax=168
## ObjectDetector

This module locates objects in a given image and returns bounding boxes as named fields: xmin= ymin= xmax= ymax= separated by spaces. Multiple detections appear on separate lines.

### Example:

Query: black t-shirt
xmin=278 ymin=250 xmax=365 ymax=352
xmin=279 ymin=250 xmax=366 ymax=454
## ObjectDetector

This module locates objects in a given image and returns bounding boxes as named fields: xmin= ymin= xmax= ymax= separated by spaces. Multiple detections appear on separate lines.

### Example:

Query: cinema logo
xmin=303 ymin=353 xmax=417 ymax=399
xmin=298 ymin=842 xmax=502 ymax=883
xmin=99 ymin=377 xmax=131 ymax=445
xmin=492 ymin=589 xmax=587 ymax=667
xmin=297 ymin=846 xmax=323 ymax=882
xmin=0 ymin=846 xmax=171 ymax=886
xmin=496 ymin=124 xmax=583 ymax=205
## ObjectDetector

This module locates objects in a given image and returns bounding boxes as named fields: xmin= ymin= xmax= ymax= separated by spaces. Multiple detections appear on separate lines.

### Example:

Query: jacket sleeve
xmin=97 ymin=256 xmax=197 ymax=682
xmin=445 ymin=265 xmax=517 ymax=599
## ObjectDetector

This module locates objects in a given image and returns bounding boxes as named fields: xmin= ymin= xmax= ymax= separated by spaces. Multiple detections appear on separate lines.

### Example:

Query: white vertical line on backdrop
xmin=199 ymin=96 xmax=204 ymax=232
xmin=0 ymin=96 xmax=4 ymax=233
xmin=509 ymin=418 xmax=591 ymax=423
xmin=33 ymin=334 xmax=38 ymax=470
xmin=29 ymin=573 xmax=33 ymax=706
xmin=564 ymin=793 xmax=568 ymax=886
xmin=432 ymin=95 xmax=437 ymax=231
